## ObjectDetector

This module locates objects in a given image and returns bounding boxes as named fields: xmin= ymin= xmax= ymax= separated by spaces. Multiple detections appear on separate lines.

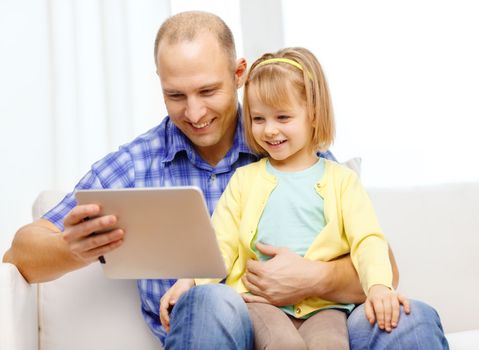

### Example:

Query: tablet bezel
xmin=75 ymin=187 xmax=227 ymax=279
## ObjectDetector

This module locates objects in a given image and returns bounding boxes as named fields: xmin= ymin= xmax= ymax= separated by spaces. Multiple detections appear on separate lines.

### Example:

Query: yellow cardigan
xmin=197 ymin=158 xmax=392 ymax=318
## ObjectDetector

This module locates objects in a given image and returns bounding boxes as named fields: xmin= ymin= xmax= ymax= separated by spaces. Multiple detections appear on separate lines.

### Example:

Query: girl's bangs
xmin=251 ymin=68 xmax=299 ymax=111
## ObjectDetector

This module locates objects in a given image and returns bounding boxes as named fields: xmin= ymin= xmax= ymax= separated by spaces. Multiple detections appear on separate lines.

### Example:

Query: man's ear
xmin=234 ymin=58 xmax=248 ymax=89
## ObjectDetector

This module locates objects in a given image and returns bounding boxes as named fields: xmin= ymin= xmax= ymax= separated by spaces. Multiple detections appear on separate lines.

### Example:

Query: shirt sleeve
xmin=42 ymin=148 xmax=135 ymax=231
xmin=137 ymin=279 xmax=175 ymax=345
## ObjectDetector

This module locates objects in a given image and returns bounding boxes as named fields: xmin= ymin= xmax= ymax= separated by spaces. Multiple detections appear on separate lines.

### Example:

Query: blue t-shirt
xmin=255 ymin=158 xmax=326 ymax=259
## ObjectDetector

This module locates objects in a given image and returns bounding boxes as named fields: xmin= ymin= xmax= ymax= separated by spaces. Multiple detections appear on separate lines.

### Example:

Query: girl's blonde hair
xmin=243 ymin=47 xmax=335 ymax=155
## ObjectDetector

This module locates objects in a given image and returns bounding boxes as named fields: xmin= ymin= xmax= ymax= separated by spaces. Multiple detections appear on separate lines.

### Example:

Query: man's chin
xmin=188 ymin=134 xmax=219 ymax=149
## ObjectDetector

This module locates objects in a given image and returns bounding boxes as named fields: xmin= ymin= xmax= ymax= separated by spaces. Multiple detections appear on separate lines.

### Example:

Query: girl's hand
xmin=365 ymin=285 xmax=410 ymax=332
xmin=159 ymin=279 xmax=195 ymax=332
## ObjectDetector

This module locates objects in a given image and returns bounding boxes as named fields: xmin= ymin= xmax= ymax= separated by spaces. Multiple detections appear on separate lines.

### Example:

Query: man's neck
xmin=196 ymin=123 xmax=236 ymax=167
xmin=197 ymin=149 xmax=226 ymax=167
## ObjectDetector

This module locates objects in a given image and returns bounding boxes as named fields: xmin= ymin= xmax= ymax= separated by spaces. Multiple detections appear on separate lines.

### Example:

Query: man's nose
xmin=185 ymin=97 xmax=207 ymax=123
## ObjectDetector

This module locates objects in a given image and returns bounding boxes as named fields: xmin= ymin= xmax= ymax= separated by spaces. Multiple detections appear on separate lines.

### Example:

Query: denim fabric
xmin=164 ymin=284 xmax=253 ymax=350
xmin=348 ymin=299 xmax=449 ymax=350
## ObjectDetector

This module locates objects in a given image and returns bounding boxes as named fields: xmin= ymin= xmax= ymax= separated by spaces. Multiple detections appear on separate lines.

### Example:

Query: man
xmin=4 ymin=11 xmax=448 ymax=350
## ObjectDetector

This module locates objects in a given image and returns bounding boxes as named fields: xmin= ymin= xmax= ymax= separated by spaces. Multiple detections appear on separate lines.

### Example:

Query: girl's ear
xmin=235 ymin=58 xmax=247 ymax=89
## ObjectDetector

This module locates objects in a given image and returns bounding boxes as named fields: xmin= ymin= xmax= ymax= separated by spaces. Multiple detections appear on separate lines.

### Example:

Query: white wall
xmin=0 ymin=0 xmax=170 ymax=256
xmin=282 ymin=0 xmax=479 ymax=187
xmin=1 ymin=0 xmax=53 ymax=256
xmin=2 ymin=0 xmax=478 ymax=256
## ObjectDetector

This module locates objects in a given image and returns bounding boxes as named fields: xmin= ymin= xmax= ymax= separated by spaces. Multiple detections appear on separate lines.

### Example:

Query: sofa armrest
xmin=0 ymin=262 xmax=38 ymax=350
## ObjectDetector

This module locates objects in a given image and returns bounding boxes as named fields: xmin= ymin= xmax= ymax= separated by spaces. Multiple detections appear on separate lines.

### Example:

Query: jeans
xmin=164 ymin=284 xmax=254 ymax=350
xmin=348 ymin=299 xmax=449 ymax=350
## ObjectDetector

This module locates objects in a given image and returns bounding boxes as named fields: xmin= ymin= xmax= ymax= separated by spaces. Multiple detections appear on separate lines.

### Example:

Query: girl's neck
xmin=268 ymin=152 xmax=319 ymax=172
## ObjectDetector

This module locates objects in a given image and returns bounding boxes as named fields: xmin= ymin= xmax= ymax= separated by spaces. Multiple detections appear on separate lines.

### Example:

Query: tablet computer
xmin=75 ymin=187 xmax=227 ymax=279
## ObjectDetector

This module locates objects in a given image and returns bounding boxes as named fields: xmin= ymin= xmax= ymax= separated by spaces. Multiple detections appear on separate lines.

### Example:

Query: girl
xmin=160 ymin=47 xmax=408 ymax=349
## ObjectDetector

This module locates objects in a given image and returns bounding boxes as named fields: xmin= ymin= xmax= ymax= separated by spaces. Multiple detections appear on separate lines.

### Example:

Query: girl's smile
xmin=247 ymin=84 xmax=318 ymax=172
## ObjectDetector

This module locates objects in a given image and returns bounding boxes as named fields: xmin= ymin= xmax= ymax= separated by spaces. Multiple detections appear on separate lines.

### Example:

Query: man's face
xmin=157 ymin=33 xmax=245 ymax=165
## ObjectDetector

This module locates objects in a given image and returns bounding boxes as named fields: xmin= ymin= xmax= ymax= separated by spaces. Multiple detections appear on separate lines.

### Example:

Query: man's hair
xmin=154 ymin=11 xmax=236 ymax=69
xmin=243 ymin=47 xmax=335 ymax=155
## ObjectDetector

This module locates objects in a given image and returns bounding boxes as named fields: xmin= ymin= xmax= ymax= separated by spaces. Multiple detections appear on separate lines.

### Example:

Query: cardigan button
xmin=296 ymin=307 xmax=301 ymax=314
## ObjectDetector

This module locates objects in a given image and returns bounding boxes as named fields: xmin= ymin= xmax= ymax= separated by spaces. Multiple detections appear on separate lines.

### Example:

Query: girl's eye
xmin=252 ymin=116 xmax=265 ymax=123
xmin=278 ymin=115 xmax=290 ymax=121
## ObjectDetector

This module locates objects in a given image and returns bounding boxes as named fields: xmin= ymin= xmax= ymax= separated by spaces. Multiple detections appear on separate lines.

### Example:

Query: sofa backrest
xmin=368 ymin=182 xmax=479 ymax=333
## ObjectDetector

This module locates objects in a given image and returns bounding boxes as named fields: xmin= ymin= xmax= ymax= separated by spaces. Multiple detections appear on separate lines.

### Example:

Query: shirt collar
xmin=232 ymin=105 xmax=256 ymax=156
xmin=163 ymin=117 xmax=195 ymax=163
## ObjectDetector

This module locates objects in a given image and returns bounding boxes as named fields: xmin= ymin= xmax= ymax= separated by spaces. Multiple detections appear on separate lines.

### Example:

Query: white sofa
xmin=1 ymin=183 xmax=479 ymax=350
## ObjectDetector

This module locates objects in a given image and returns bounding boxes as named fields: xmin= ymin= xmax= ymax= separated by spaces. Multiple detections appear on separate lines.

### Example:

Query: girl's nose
xmin=264 ymin=123 xmax=279 ymax=137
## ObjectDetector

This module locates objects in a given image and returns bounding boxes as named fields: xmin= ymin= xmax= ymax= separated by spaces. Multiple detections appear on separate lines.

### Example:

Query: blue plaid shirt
xmin=43 ymin=109 xmax=336 ymax=344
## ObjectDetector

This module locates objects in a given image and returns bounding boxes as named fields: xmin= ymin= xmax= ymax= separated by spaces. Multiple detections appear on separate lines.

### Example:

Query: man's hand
xmin=241 ymin=242 xmax=322 ymax=306
xmin=365 ymin=285 xmax=410 ymax=332
xmin=62 ymin=204 xmax=124 ymax=263
xmin=159 ymin=279 xmax=195 ymax=332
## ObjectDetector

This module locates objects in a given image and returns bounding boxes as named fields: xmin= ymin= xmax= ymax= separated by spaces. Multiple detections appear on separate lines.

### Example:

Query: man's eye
xmin=166 ymin=93 xmax=184 ymax=100
xmin=201 ymin=89 xmax=215 ymax=96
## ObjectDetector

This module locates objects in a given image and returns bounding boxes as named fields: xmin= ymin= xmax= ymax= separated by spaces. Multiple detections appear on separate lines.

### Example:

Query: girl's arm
xmin=309 ymin=246 xmax=399 ymax=303
xmin=342 ymin=170 xmax=394 ymax=296
xmin=160 ymin=279 xmax=195 ymax=332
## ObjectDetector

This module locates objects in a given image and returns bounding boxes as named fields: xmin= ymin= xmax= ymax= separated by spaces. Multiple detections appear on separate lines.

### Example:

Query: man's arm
xmin=310 ymin=246 xmax=399 ymax=303
xmin=242 ymin=243 xmax=399 ymax=306
xmin=3 ymin=219 xmax=87 ymax=283
xmin=3 ymin=204 xmax=124 ymax=283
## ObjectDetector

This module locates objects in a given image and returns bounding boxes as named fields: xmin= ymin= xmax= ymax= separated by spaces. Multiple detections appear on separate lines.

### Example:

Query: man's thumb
xmin=255 ymin=242 xmax=279 ymax=257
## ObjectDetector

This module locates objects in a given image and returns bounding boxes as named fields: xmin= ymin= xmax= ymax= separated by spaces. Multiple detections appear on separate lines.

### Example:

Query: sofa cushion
xmin=33 ymin=191 xmax=161 ymax=350
xmin=0 ymin=263 xmax=38 ymax=350
xmin=38 ymin=264 xmax=160 ymax=350
xmin=446 ymin=330 xmax=479 ymax=349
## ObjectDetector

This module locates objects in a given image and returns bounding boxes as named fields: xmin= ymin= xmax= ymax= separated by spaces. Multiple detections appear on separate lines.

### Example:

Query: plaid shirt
xmin=43 ymin=109 xmax=336 ymax=344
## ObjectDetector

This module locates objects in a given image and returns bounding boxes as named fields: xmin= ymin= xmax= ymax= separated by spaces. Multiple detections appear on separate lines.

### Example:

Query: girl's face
xmin=247 ymin=83 xmax=317 ymax=171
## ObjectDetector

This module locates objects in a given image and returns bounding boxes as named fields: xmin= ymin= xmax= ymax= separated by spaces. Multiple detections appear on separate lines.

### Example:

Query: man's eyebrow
xmin=198 ymin=82 xmax=222 ymax=90
xmin=162 ymin=82 xmax=223 ymax=95
xmin=163 ymin=88 xmax=183 ymax=94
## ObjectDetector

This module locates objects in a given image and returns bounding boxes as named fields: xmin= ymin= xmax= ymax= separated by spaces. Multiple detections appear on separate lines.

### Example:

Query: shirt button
xmin=296 ymin=307 xmax=301 ymax=314
xmin=210 ymin=174 xmax=216 ymax=181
